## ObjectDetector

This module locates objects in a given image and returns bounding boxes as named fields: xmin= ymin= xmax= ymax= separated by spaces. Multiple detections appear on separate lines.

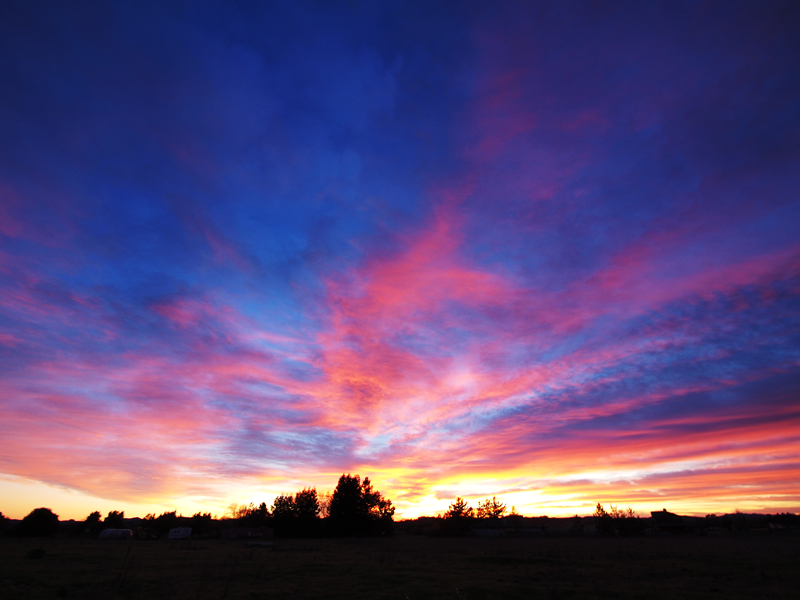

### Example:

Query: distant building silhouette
xmin=650 ymin=509 xmax=687 ymax=533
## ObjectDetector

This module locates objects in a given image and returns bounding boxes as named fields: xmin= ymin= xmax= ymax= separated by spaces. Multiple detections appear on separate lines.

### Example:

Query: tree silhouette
xmin=226 ymin=503 xmax=247 ymax=520
xmin=360 ymin=477 xmax=395 ymax=527
xmin=271 ymin=494 xmax=295 ymax=518
xmin=190 ymin=512 xmax=214 ymax=536
xmin=329 ymin=474 xmax=362 ymax=535
xmin=444 ymin=497 xmax=474 ymax=519
xmin=594 ymin=503 xmax=641 ymax=535
xmin=442 ymin=497 xmax=474 ymax=535
xmin=104 ymin=510 xmax=125 ymax=529
xmin=226 ymin=502 xmax=270 ymax=527
xmin=271 ymin=494 xmax=296 ymax=536
xmin=147 ymin=510 xmax=180 ymax=536
xmin=295 ymin=488 xmax=320 ymax=519
xmin=294 ymin=488 xmax=320 ymax=536
xmin=18 ymin=508 xmax=59 ymax=537
xmin=83 ymin=511 xmax=103 ymax=536
xmin=477 ymin=497 xmax=507 ymax=519
xmin=328 ymin=474 xmax=395 ymax=536
xmin=254 ymin=502 xmax=270 ymax=526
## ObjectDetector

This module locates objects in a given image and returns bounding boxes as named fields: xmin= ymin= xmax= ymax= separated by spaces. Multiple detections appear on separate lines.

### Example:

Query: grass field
xmin=1 ymin=533 xmax=797 ymax=599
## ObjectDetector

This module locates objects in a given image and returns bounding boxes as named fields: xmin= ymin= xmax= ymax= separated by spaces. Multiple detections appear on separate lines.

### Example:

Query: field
xmin=1 ymin=533 xmax=797 ymax=599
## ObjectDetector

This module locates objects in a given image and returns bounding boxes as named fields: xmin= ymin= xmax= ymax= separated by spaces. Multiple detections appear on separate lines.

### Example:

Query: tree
xmin=444 ymin=497 xmax=474 ymax=520
xmin=18 ymin=508 xmax=59 ymax=537
xmin=360 ymin=477 xmax=395 ymax=527
xmin=477 ymin=497 xmax=507 ymax=519
xmin=225 ymin=502 xmax=268 ymax=526
xmin=593 ymin=503 xmax=641 ymax=535
xmin=271 ymin=494 xmax=296 ymax=536
xmin=329 ymin=473 xmax=362 ymax=534
xmin=251 ymin=502 xmax=270 ymax=526
xmin=328 ymin=474 xmax=395 ymax=536
xmin=226 ymin=503 xmax=249 ymax=520
xmin=294 ymin=488 xmax=321 ymax=537
xmin=82 ymin=511 xmax=103 ymax=536
xmin=595 ymin=503 xmax=635 ymax=519
xmin=295 ymin=488 xmax=320 ymax=520
xmin=190 ymin=512 xmax=214 ymax=536
xmin=104 ymin=510 xmax=125 ymax=529
xmin=150 ymin=510 xmax=180 ymax=536
xmin=271 ymin=494 xmax=296 ymax=520
xmin=442 ymin=497 xmax=475 ymax=536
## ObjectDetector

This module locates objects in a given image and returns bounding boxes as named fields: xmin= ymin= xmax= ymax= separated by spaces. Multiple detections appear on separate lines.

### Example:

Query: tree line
xmin=224 ymin=473 xmax=395 ymax=537
xmin=7 ymin=494 xmax=798 ymax=539
xmin=440 ymin=496 xmax=514 ymax=534
xmin=0 ymin=474 xmax=395 ymax=539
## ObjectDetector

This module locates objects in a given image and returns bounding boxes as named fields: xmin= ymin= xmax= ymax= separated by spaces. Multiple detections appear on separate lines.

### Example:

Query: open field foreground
xmin=1 ymin=534 xmax=798 ymax=599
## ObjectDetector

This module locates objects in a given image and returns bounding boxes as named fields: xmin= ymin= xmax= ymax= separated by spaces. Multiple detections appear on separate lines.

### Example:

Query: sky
xmin=1 ymin=1 xmax=799 ymax=521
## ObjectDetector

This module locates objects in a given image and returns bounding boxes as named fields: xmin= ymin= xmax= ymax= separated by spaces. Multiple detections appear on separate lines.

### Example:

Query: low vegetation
xmin=1 ymin=533 xmax=798 ymax=599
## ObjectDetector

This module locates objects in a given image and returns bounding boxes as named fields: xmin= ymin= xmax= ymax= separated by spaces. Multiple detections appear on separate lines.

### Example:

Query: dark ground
xmin=1 ymin=533 xmax=797 ymax=599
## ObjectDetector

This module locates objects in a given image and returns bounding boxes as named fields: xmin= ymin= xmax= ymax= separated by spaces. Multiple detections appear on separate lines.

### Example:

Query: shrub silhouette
xmin=18 ymin=508 xmax=59 ymax=537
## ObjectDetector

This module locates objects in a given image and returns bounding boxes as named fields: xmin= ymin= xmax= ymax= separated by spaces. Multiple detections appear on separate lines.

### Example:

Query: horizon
xmin=6 ymin=493 xmax=792 ymax=523
xmin=1 ymin=2 xmax=799 ymax=523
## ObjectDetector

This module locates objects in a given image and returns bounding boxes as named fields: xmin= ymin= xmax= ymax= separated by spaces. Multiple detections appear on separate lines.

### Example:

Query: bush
xmin=17 ymin=508 xmax=59 ymax=537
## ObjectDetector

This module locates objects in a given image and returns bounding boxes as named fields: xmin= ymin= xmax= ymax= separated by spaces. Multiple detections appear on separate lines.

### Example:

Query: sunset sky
xmin=1 ymin=1 xmax=799 ymax=521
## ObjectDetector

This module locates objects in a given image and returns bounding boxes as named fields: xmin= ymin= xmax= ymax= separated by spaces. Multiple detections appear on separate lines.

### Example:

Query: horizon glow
xmin=1 ymin=1 xmax=799 ymax=521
